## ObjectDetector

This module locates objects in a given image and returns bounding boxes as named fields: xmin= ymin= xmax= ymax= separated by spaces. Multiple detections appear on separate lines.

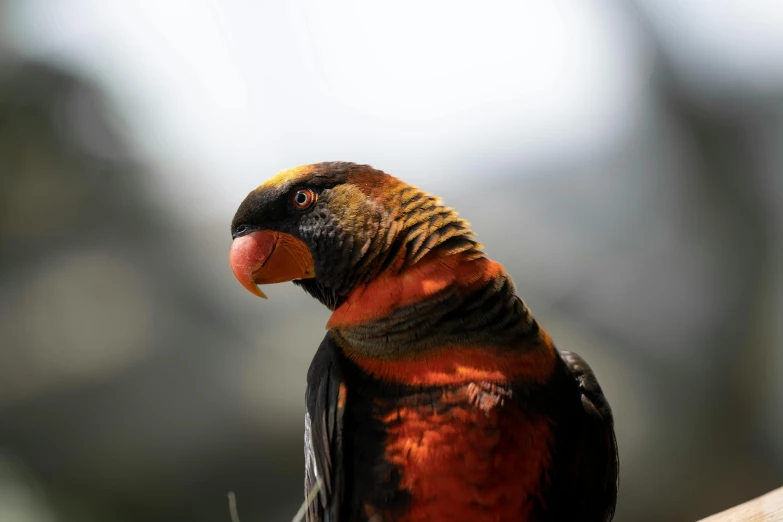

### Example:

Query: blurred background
xmin=1 ymin=1 xmax=782 ymax=521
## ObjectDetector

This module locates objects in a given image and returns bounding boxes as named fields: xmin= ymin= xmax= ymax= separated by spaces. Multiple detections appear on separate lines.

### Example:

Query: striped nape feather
xmin=396 ymin=185 xmax=484 ymax=265
xmin=355 ymin=183 xmax=484 ymax=284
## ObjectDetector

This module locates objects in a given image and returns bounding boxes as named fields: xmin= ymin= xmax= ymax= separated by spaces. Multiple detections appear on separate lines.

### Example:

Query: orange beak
xmin=230 ymin=230 xmax=315 ymax=298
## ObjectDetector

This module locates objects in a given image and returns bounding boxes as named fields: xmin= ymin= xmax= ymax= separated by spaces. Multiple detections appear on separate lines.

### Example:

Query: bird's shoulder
xmin=304 ymin=334 xmax=349 ymax=522
xmin=535 ymin=348 xmax=619 ymax=522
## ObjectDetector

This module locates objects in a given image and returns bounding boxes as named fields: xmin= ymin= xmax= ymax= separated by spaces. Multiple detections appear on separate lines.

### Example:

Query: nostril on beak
xmin=233 ymin=224 xmax=250 ymax=239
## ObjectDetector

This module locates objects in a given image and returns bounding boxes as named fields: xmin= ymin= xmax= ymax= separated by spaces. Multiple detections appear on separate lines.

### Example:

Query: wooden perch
xmin=697 ymin=487 xmax=783 ymax=522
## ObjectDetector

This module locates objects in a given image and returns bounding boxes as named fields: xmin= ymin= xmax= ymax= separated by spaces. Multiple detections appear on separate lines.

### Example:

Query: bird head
xmin=230 ymin=162 xmax=481 ymax=309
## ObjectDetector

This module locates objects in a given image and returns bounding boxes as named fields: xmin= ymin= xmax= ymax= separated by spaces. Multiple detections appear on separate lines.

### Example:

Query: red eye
xmin=291 ymin=188 xmax=317 ymax=209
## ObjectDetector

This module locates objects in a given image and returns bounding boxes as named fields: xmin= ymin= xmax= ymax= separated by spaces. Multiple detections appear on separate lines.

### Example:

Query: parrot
xmin=229 ymin=162 xmax=618 ymax=522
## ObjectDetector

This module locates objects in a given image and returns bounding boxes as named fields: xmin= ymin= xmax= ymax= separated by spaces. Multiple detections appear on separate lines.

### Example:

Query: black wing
xmin=556 ymin=349 xmax=620 ymax=522
xmin=304 ymin=335 xmax=347 ymax=522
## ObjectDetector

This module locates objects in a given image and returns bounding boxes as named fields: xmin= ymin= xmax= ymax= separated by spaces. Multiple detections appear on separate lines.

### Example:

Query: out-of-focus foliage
xmin=1 ymin=2 xmax=781 ymax=521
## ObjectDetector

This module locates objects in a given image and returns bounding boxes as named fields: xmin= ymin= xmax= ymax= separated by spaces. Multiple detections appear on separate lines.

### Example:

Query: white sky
xmin=4 ymin=0 xmax=782 ymax=220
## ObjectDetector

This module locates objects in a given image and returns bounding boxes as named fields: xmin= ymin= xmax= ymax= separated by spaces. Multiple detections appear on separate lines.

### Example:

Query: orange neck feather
xmin=327 ymin=252 xmax=556 ymax=385
xmin=327 ymin=253 xmax=503 ymax=329
xmin=342 ymin=339 xmax=556 ymax=386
